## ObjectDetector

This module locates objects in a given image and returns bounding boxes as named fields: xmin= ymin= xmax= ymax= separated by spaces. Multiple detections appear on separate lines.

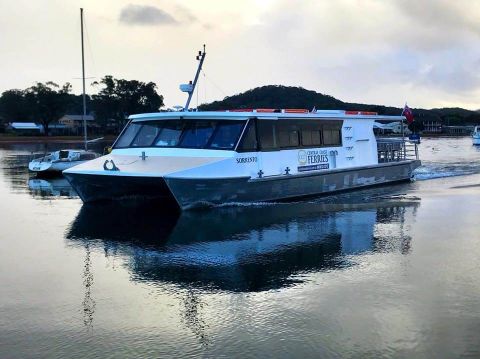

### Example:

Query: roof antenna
xmin=180 ymin=44 xmax=206 ymax=111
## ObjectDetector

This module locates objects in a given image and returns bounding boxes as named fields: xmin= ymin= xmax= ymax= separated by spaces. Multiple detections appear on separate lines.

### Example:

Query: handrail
xmin=376 ymin=138 xmax=418 ymax=162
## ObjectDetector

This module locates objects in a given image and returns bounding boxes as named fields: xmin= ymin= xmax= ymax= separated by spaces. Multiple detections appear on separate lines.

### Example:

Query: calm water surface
xmin=1 ymin=138 xmax=480 ymax=358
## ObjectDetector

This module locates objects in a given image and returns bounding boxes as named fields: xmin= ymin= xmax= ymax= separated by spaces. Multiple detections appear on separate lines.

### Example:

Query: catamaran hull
xmin=64 ymin=160 xmax=421 ymax=210
xmin=63 ymin=173 xmax=178 ymax=205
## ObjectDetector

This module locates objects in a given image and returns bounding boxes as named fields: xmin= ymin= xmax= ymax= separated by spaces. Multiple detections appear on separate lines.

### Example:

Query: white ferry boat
xmin=473 ymin=126 xmax=480 ymax=145
xmin=63 ymin=109 xmax=421 ymax=209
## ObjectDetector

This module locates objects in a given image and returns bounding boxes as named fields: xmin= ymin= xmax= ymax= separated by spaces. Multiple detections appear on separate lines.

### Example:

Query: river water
xmin=1 ymin=138 xmax=480 ymax=358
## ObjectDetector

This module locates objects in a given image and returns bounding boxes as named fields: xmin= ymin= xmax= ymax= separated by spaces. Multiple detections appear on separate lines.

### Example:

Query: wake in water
xmin=413 ymin=162 xmax=480 ymax=180
xmin=414 ymin=137 xmax=480 ymax=180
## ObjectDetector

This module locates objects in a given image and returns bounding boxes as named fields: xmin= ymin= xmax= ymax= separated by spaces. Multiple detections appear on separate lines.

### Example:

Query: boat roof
xmin=9 ymin=122 xmax=41 ymax=130
xmin=129 ymin=110 xmax=406 ymax=122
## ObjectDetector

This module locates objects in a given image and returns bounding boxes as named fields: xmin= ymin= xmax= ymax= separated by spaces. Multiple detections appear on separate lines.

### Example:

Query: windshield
xmin=114 ymin=119 xmax=247 ymax=150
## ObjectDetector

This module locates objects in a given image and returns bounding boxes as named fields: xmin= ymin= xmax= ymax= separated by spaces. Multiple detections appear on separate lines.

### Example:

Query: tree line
xmin=200 ymin=85 xmax=480 ymax=126
xmin=0 ymin=76 xmax=164 ymax=135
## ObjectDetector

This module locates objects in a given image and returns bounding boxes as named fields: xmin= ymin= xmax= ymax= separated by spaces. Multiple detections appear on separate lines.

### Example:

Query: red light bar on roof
xmin=225 ymin=108 xmax=310 ymax=113
xmin=345 ymin=111 xmax=378 ymax=116
xmin=283 ymin=109 xmax=310 ymax=114
xmin=255 ymin=108 xmax=276 ymax=113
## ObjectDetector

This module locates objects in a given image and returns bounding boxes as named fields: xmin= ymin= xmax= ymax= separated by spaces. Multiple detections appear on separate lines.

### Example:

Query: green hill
xmin=199 ymin=85 xmax=480 ymax=126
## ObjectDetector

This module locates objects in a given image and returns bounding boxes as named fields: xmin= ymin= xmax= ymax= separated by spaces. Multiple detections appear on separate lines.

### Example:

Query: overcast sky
xmin=1 ymin=0 xmax=479 ymax=110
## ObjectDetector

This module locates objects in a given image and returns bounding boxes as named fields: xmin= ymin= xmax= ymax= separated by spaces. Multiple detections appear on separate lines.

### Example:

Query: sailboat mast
xmin=80 ymin=8 xmax=87 ymax=150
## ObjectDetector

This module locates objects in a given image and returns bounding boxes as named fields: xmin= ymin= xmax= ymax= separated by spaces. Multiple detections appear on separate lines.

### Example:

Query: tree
xmin=408 ymin=121 xmax=424 ymax=133
xmin=92 ymin=75 xmax=164 ymax=128
xmin=0 ymin=89 xmax=31 ymax=122
xmin=24 ymin=82 xmax=72 ymax=136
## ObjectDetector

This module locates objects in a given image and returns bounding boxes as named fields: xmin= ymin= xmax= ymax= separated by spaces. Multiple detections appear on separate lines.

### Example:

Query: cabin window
xmin=113 ymin=118 xmax=342 ymax=150
xmin=179 ymin=121 xmax=217 ymax=148
xmin=209 ymin=121 xmax=245 ymax=149
xmin=301 ymin=126 xmax=322 ymax=146
xmin=257 ymin=121 xmax=277 ymax=150
xmin=323 ymin=127 xmax=342 ymax=146
xmin=59 ymin=150 xmax=69 ymax=159
xmin=131 ymin=122 xmax=162 ymax=147
xmin=300 ymin=121 xmax=342 ymax=148
xmin=115 ymin=123 xmax=142 ymax=148
xmin=114 ymin=119 xmax=246 ymax=149
xmin=155 ymin=121 xmax=183 ymax=147
xmin=278 ymin=122 xmax=300 ymax=148
xmin=237 ymin=120 xmax=257 ymax=152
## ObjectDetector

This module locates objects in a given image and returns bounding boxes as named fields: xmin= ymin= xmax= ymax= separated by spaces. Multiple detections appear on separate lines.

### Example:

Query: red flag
xmin=402 ymin=104 xmax=414 ymax=124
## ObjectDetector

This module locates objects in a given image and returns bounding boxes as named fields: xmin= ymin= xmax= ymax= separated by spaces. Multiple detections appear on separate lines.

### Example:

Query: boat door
xmin=236 ymin=119 xmax=262 ymax=178
xmin=256 ymin=118 xmax=299 ymax=177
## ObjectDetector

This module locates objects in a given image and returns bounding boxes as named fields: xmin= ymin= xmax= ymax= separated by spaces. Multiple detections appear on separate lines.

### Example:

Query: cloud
xmin=416 ymin=58 xmax=480 ymax=93
xmin=210 ymin=0 xmax=480 ymax=108
xmin=119 ymin=4 xmax=177 ymax=26
xmin=174 ymin=4 xmax=197 ymax=23
xmin=393 ymin=0 xmax=480 ymax=36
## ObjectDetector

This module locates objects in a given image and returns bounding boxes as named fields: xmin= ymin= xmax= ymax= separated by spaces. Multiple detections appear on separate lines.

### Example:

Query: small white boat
xmin=29 ymin=149 xmax=98 ymax=174
xmin=473 ymin=126 xmax=480 ymax=145
xmin=29 ymin=9 xmax=100 ymax=176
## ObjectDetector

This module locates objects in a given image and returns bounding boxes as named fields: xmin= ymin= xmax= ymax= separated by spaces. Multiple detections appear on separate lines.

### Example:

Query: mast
xmin=80 ymin=8 xmax=87 ymax=150
xmin=184 ymin=45 xmax=206 ymax=111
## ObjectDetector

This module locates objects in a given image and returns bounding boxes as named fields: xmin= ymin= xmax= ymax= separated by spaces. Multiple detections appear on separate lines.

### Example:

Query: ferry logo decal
xmin=298 ymin=150 xmax=307 ymax=165
xmin=298 ymin=149 xmax=329 ymax=172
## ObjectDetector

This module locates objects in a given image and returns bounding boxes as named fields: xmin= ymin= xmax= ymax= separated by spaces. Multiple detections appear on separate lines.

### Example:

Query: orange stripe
xmin=283 ymin=109 xmax=309 ymax=113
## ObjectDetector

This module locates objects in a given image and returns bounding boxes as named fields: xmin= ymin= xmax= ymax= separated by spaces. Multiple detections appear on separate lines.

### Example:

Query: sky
xmin=0 ymin=0 xmax=479 ymax=110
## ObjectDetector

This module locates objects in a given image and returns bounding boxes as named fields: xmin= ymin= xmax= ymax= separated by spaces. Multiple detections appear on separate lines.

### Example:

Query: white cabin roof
xmin=129 ymin=110 xmax=406 ymax=122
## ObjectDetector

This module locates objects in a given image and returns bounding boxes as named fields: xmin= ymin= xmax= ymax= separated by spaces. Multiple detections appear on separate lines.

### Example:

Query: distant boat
xmin=29 ymin=149 xmax=97 ymax=174
xmin=28 ymin=8 xmax=100 ymax=175
xmin=473 ymin=126 xmax=480 ymax=145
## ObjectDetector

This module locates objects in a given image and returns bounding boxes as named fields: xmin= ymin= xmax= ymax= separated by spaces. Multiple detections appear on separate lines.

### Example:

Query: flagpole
xmin=401 ymin=102 xmax=406 ymax=160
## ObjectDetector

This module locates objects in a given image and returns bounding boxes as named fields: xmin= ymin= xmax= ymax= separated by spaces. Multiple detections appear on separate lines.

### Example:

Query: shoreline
xmin=0 ymin=135 xmax=116 ymax=144
xmin=0 ymin=134 xmax=471 ymax=144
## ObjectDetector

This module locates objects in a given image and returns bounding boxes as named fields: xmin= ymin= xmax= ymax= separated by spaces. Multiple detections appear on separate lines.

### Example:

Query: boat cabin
xmin=114 ymin=115 xmax=342 ymax=152
xmin=109 ymin=109 xmax=415 ymax=179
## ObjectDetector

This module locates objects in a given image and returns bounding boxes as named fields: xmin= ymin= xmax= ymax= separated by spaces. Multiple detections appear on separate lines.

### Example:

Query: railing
xmin=377 ymin=138 xmax=419 ymax=163
xmin=30 ymin=152 xmax=53 ymax=163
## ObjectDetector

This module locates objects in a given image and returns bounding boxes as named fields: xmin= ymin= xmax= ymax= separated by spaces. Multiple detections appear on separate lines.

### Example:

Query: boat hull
xmin=29 ymin=160 xmax=89 ymax=174
xmin=63 ymin=172 xmax=178 ymax=205
xmin=65 ymin=160 xmax=421 ymax=210
xmin=473 ymin=136 xmax=480 ymax=145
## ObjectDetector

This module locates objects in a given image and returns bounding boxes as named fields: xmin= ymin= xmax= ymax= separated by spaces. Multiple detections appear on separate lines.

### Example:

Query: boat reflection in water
xmin=28 ymin=177 xmax=78 ymax=198
xmin=66 ymin=198 xmax=419 ymax=292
